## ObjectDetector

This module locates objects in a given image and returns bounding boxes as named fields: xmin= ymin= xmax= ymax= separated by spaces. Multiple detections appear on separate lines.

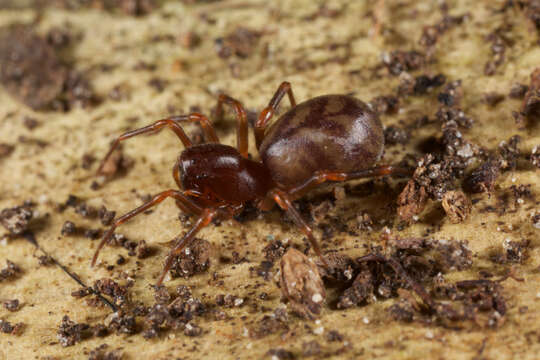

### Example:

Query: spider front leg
xmin=156 ymin=207 xmax=218 ymax=286
xmin=96 ymin=114 xmax=219 ymax=174
xmin=215 ymin=94 xmax=249 ymax=158
xmin=91 ymin=189 xmax=203 ymax=266
xmin=255 ymin=81 xmax=296 ymax=149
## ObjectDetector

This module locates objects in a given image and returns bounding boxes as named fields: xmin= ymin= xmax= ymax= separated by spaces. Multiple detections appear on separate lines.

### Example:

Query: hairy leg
xmin=255 ymin=81 xmax=296 ymax=149
xmin=91 ymin=189 xmax=203 ymax=266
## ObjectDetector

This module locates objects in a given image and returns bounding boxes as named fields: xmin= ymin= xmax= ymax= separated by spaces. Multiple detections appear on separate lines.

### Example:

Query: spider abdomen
xmin=259 ymin=95 xmax=384 ymax=189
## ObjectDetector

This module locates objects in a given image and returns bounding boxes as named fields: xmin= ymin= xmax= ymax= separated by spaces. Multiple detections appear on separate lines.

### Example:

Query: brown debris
xmin=369 ymin=95 xmax=400 ymax=115
xmin=279 ymin=248 xmax=326 ymax=319
xmin=215 ymin=27 xmax=261 ymax=59
xmin=169 ymin=239 xmax=212 ymax=278
xmin=498 ymin=135 xmax=521 ymax=171
xmin=337 ymin=267 xmax=374 ymax=309
xmin=413 ymin=74 xmax=446 ymax=95
xmin=441 ymin=190 xmax=471 ymax=224
xmin=57 ymin=315 xmax=90 ymax=347
xmin=0 ymin=25 xmax=66 ymax=110
xmin=98 ymin=144 xmax=134 ymax=178
xmin=397 ymin=179 xmax=427 ymax=222
xmin=88 ymin=344 xmax=123 ymax=360
xmin=384 ymin=125 xmax=409 ymax=146
xmin=517 ymin=68 xmax=540 ymax=128
xmin=118 ymin=0 xmax=155 ymax=16
xmin=419 ymin=14 xmax=468 ymax=47
xmin=0 ymin=319 xmax=24 ymax=335
xmin=93 ymin=278 xmax=129 ymax=307
xmin=0 ymin=204 xmax=33 ymax=235
xmin=437 ymin=80 xmax=463 ymax=107
xmin=108 ymin=312 xmax=137 ymax=335
xmin=0 ymin=260 xmax=22 ymax=282
xmin=484 ymin=25 xmax=513 ymax=76
xmin=492 ymin=239 xmax=530 ymax=264
xmin=98 ymin=205 xmax=116 ymax=226
xmin=263 ymin=240 xmax=289 ymax=263
xmin=3 ymin=299 xmax=20 ymax=312
xmin=436 ymin=106 xmax=473 ymax=128
xmin=464 ymin=157 xmax=501 ymax=194
xmin=483 ymin=92 xmax=505 ymax=107
xmin=0 ymin=143 xmax=14 ymax=158
xmin=381 ymin=50 xmax=425 ymax=76
xmin=266 ymin=349 xmax=294 ymax=360
xmin=302 ymin=340 xmax=322 ymax=357
xmin=509 ymin=83 xmax=529 ymax=99
xmin=531 ymin=145 xmax=540 ymax=168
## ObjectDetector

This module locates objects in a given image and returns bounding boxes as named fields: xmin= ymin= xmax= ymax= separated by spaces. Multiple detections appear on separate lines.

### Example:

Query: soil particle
xmin=419 ymin=14 xmax=468 ymax=47
xmin=3 ymin=299 xmax=20 ymax=312
xmin=509 ymin=83 xmax=529 ymax=99
xmin=169 ymin=239 xmax=212 ymax=278
xmin=93 ymin=278 xmax=129 ymax=307
xmin=464 ymin=157 xmax=501 ymax=194
xmin=136 ymin=239 xmax=153 ymax=259
xmin=436 ymin=106 xmax=473 ymax=128
xmin=483 ymin=92 xmax=505 ymax=107
xmin=0 ymin=260 xmax=22 ymax=282
xmin=517 ymin=68 xmax=540 ymax=128
xmin=337 ymin=267 xmax=374 ymax=309
xmin=98 ymin=206 xmax=116 ymax=226
xmin=441 ymin=190 xmax=471 ymax=223
xmin=498 ymin=135 xmax=521 ymax=171
xmin=492 ymin=239 xmax=530 ymax=264
xmin=397 ymin=179 xmax=427 ymax=222
xmin=250 ymin=310 xmax=289 ymax=339
xmin=279 ymin=248 xmax=326 ymax=319
xmin=0 ymin=25 xmax=66 ymax=110
xmin=381 ymin=50 xmax=425 ymax=76
xmin=437 ymin=80 xmax=463 ymax=107
xmin=57 ymin=315 xmax=90 ymax=347
xmin=413 ymin=74 xmax=446 ymax=95
xmin=302 ymin=340 xmax=322 ymax=357
xmin=61 ymin=220 xmax=77 ymax=236
xmin=98 ymin=144 xmax=134 ymax=178
xmin=0 ymin=319 xmax=24 ymax=335
xmin=88 ymin=344 xmax=122 ymax=360
xmin=531 ymin=145 xmax=540 ymax=168
xmin=384 ymin=125 xmax=409 ymax=146
xmin=23 ymin=116 xmax=40 ymax=130
xmin=108 ymin=312 xmax=137 ymax=335
xmin=215 ymin=27 xmax=262 ymax=59
xmin=369 ymin=95 xmax=400 ymax=115
xmin=263 ymin=240 xmax=289 ymax=263
xmin=215 ymin=294 xmax=244 ymax=308
xmin=0 ymin=204 xmax=33 ymax=235
xmin=266 ymin=348 xmax=295 ymax=360
xmin=0 ymin=143 xmax=14 ymax=158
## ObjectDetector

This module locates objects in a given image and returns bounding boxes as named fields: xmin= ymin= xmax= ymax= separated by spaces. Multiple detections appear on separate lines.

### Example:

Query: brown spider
xmin=92 ymin=82 xmax=408 ymax=285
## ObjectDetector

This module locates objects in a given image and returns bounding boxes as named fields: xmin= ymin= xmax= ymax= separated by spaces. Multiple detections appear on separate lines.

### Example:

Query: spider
xmin=91 ymin=82 xmax=408 ymax=286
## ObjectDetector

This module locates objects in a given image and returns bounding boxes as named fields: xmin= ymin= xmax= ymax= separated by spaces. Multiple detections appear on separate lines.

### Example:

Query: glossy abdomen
xmin=179 ymin=144 xmax=273 ymax=204
xmin=259 ymin=95 xmax=384 ymax=189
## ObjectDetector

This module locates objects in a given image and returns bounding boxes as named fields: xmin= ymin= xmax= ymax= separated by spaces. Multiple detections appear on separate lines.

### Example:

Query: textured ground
xmin=0 ymin=1 xmax=539 ymax=359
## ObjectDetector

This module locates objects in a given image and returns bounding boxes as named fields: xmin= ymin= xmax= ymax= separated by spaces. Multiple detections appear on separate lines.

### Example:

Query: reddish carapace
xmin=91 ymin=82 xmax=408 ymax=285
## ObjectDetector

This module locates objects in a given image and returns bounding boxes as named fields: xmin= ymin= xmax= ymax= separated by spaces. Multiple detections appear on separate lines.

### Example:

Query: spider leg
xmin=287 ymin=165 xmax=412 ymax=199
xmin=270 ymin=189 xmax=329 ymax=267
xmin=96 ymin=114 xmax=218 ymax=175
xmin=215 ymin=94 xmax=249 ymax=158
xmin=255 ymin=81 xmax=296 ymax=149
xmin=156 ymin=208 xmax=217 ymax=286
xmin=91 ymin=189 xmax=203 ymax=267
